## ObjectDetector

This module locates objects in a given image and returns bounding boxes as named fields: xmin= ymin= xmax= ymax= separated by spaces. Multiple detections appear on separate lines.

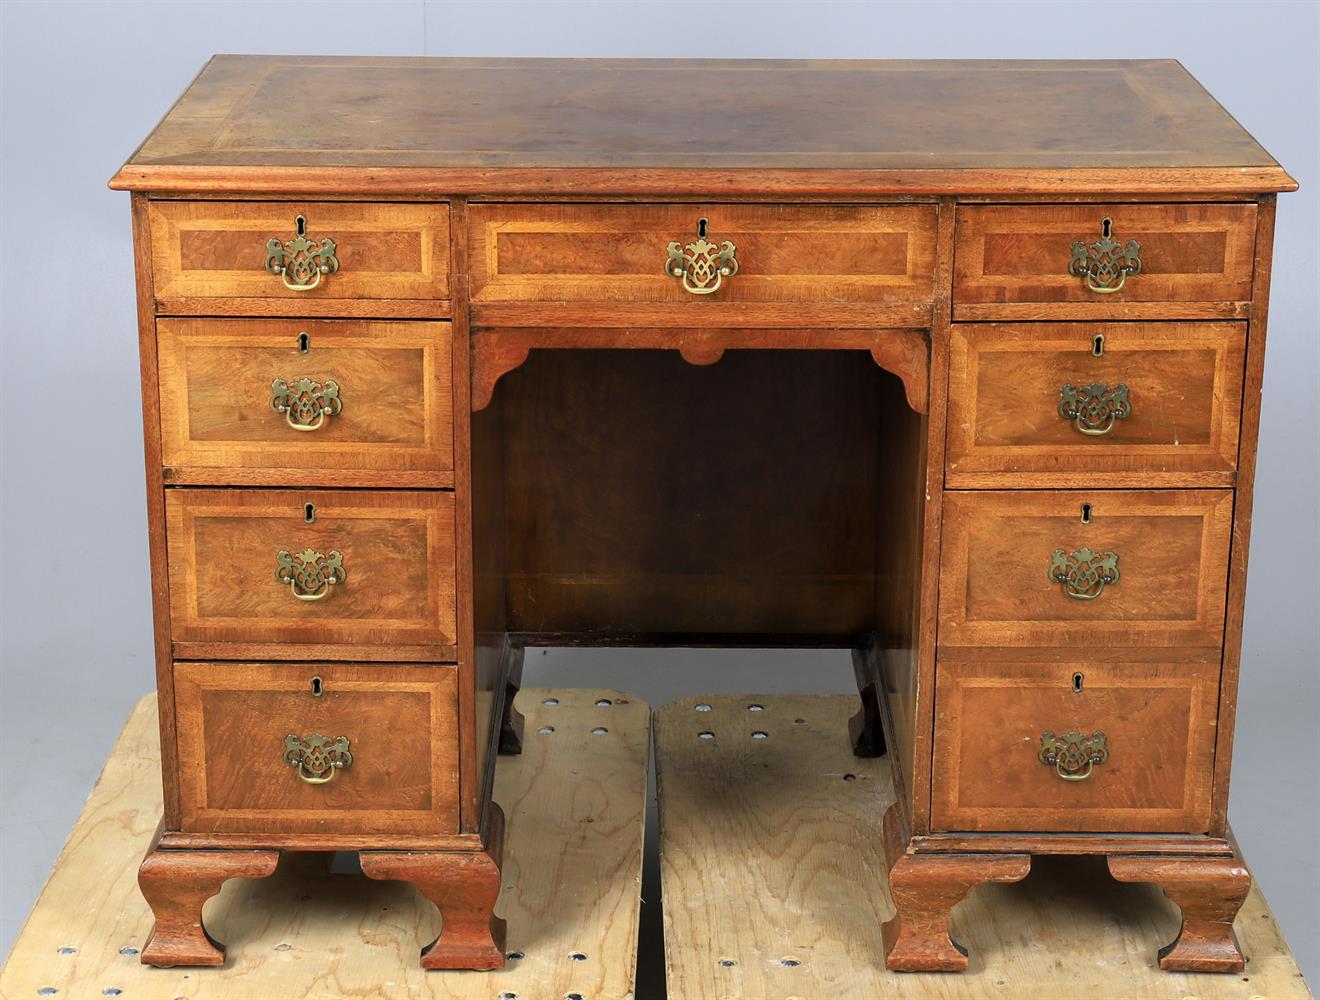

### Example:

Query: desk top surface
xmin=111 ymin=56 xmax=1295 ymax=195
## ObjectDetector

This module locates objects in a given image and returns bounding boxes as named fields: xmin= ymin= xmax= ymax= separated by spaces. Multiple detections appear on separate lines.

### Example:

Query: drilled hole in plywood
xmin=794 ymin=718 xmax=805 ymax=724
xmin=591 ymin=727 xmax=608 ymax=735
xmin=569 ymin=951 xmax=587 ymax=961
xmin=748 ymin=704 xmax=765 ymax=712
xmin=506 ymin=951 xmax=525 ymax=960
xmin=751 ymin=731 xmax=769 ymax=740
xmin=499 ymin=992 xmax=518 ymax=1000
xmin=118 ymin=947 xmax=138 ymax=957
xmin=538 ymin=726 xmax=555 ymax=735
xmin=274 ymin=943 xmax=292 ymax=951
xmin=56 ymin=947 xmax=76 ymax=955
xmin=102 ymin=990 xmax=123 ymax=997
xmin=566 ymin=994 xmax=585 ymax=1000
xmin=37 ymin=989 xmax=58 ymax=996
xmin=698 ymin=731 xmax=715 ymax=740
xmin=594 ymin=699 xmax=612 ymax=707
xmin=718 ymin=958 xmax=738 ymax=967
xmin=843 ymin=773 xmax=857 ymax=781
xmin=694 ymin=703 xmax=712 ymax=712
xmin=777 ymin=957 xmax=802 ymax=967
xmin=543 ymin=698 xmax=559 ymax=706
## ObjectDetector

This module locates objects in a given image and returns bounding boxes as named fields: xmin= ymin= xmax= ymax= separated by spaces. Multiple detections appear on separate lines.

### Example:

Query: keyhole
xmin=1081 ymin=503 xmax=1092 ymax=525
xmin=298 ymin=331 xmax=310 ymax=353
xmin=304 ymin=503 xmax=316 ymax=523
xmin=1092 ymin=334 xmax=1105 ymax=357
xmin=1100 ymin=216 xmax=1112 ymax=239
xmin=311 ymin=675 xmax=323 ymax=697
xmin=697 ymin=217 xmax=708 ymax=239
xmin=1072 ymin=672 xmax=1084 ymax=693
xmin=295 ymin=214 xmax=307 ymax=237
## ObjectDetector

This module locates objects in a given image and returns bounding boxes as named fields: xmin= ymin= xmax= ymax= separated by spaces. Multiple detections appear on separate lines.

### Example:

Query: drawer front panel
xmin=939 ymin=490 xmax=1232 ymax=648
xmin=946 ymin=322 xmax=1246 ymax=484
xmin=469 ymin=203 xmax=937 ymax=317
xmin=175 ymin=662 xmax=459 ymax=835
xmin=148 ymin=201 xmax=450 ymax=302
xmin=932 ymin=660 xmax=1218 ymax=833
xmin=158 ymin=318 xmax=453 ymax=479
xmin=953 ymin=204 xmax=1256 ymax=317
xmin=166 ymin=489 xmax=456 ymax=647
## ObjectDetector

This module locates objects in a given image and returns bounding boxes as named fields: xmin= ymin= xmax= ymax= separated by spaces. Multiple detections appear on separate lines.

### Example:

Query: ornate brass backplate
xmin=1049 ymin=547 xmax=1119 ymax=600
xmin=275 ymin=548 xmax=346 ymax=601
xmin=665 ymin=226 xmax=739 ymax=295
xmin=283 ymin=733 xmax=353 ymax=784
xmin=1038 ymin=730 xmax=1108 ymax=781
xmin=270 ymin=377 xmax=342 ymax=431
xmin=1058 ymin=381 xmax=1131 ymax=436
xmin=264 ymin=223 xmax=340 ymax=291
xmin=1068 ymin=219 xmax=1142 ymax=293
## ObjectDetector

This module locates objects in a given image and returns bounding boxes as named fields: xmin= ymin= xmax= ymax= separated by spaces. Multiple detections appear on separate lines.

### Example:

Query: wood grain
xmin=946 ymin=322 xmax=1246 ymax=486
xmin=173 ymin=662 xmax=460 ymax=837
xmin=469 ymin=203 xmax=937 ymax=327
xmin=165 ymin=488 xmax=456 ymax=647
xmin=953 ymin=203 xmax=1257 ymax=317
xmin=654 ymin=694 xmax=1310 ymax=997
xmin=148 ymin=200 xmax=450 ymax=302
xmin=938 ymin=489 xmax=1233 ymax=649
xmin=157 ymin=318 xmax=454 ymax=480
xmin=0 ymin=689 xmax=650 ymax=998
xmin=931 ymin=660 xmax=1219 ymax=833
xmin=109 ymin=57 xmax=1296 ymax=194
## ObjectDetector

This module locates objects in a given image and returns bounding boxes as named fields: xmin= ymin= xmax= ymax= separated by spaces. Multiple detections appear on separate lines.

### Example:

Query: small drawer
xmin=932 ymin=660 xmax=1219 ymax=833
xmin=946 ymin=322 xmax=1246 ymax=485
xmin=174 ymin=662 xmax=459 ymax=836
xmin=148 ymin=200 xmax=450 ymax=304
xmin=938 ymin=490 xmax=1232 ymax=649
xmin=953 ymin=204 xmax=1256 ymax=319
xmin=166 ymin=489 xmax=456 ymax=648
xmin=157 ymin=318 xmax=454 ymax=484
xmin=469 ymin=203 xmax=937 ymax=325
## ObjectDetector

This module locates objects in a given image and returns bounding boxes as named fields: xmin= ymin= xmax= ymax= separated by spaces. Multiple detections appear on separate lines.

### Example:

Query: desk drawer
xmin=174 ymin=662 xmax=459 ymax=836
xmin=932 ymin=660 xmax=1218 ymax=833
xmin=469 ymin=204 xmax=937 ymax=325
xmin=158 ymin=318 xmax=453 ymax=483
xmin=953 ymin=204 xmax=1256 ymax=319
xmin=939 ymin=490 xmax=1232 ymax=649
xmin=165 ymin=489 xmax=456 ymax=647
xmin=946 ymin=322 xmax=1246 ymax=486
xmin=148 ymin=201 xmax=450 ymax=304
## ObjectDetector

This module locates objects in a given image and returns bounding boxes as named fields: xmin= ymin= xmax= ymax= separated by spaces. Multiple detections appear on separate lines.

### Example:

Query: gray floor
xmin=1 ymin=646 xmax=1315 ymax=994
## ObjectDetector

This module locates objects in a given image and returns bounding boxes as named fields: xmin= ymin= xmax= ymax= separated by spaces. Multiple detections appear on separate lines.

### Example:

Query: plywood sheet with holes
xmin=0 ymin=689 xmax=648 ymax=1000
xmin=655 ymin=694 xmax=1310 ymax=1000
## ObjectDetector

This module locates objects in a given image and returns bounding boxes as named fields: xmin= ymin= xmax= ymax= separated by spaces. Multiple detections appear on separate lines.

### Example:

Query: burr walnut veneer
xmin=110 ymin=56 xmax=1295 ymax=974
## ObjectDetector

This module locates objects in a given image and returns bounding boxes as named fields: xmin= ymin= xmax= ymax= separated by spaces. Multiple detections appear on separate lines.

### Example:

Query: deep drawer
xmin=952 ymin=204 xmax=1256 ymax=319
xmin=931 ymin=660 xmax=1218 ymax=833
xmin=157 ymin=318 xmax=454 ymax=483
xmin=165 ymin=489 xmax=456 ymax=648
xmin=468 ymin=203 xmax=937 ymax=324
xmin=174 ymin=662 xmax=459 ymax=836
xmin=946 ymin=322 xmax=1246 ymax=485
xmin=938 ymin=490 xmax=1233 ymax=649
xmin=147 ymin=200 xmax=450 ymax=303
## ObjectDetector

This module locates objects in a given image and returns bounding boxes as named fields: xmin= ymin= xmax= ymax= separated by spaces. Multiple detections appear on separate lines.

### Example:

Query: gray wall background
xmin=2 ymin=0 xmax=1316 ymax=991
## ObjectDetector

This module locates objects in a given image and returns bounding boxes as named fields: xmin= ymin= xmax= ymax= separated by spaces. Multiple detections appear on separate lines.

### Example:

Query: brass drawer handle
xmin=1058 ymin=381 xmax=1131 ymax=436
xmin=1069 ymin=217 xmax=1141 ymax=294
xmin=1049 ymin=547 xmax=1119 ymax=601
xmin=1039 ymin=730 xmax=1108 ymax=781
xmin=264 ymin=215 xmax=339 ymax=291
xmin=283 ymin=733 xmax=352 ymax=784
xmin=275 ymin=548 xmax=346 ymax=601
xmin=665 ymin=220 xmax=738 ymax=295
xmin=270 ymin=377 xmax=342 ymax=432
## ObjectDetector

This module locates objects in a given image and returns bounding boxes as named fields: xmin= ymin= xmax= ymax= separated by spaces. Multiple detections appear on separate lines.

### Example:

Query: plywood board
xmin=1 ymin=688 xmax=649 ymax=1000
xmin=656 ymin=693 xmax=1310 ymax=1000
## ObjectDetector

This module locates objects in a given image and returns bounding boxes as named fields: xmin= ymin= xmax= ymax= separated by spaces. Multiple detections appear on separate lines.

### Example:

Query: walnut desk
xmin=109 ymin=56 xmax=1296 ymax=975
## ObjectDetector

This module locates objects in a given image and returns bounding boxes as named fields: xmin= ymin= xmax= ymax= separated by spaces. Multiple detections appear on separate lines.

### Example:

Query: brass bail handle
xmin=264 ymin=214 xmax=340 ymax=291
xmin=275 ymin=548 xmax=346 ymax=601
xmin=665 ymin=218 xmax=739 ymax=295
xmin=283 ymin=733 xmax=353 ymax=784
xmin=1039 ymin=730 xmax=1108 ymax=781
xmin=1068 ymin=217 xmax=1141 ymax=294
xmin=1057 ymin=382 xmax=1131 ymax=436
xmin=1049 ymin=547 xmax=1119 ymax=601
xmin=270 ymin=377 xmax=343 ymax=432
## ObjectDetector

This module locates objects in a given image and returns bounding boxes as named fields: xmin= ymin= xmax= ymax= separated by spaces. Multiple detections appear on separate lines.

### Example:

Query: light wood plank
xmin=0 ymin=689 xmax=649 ymax=1000
xmin=656 ymin=693 xmax=1310 ymax=999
